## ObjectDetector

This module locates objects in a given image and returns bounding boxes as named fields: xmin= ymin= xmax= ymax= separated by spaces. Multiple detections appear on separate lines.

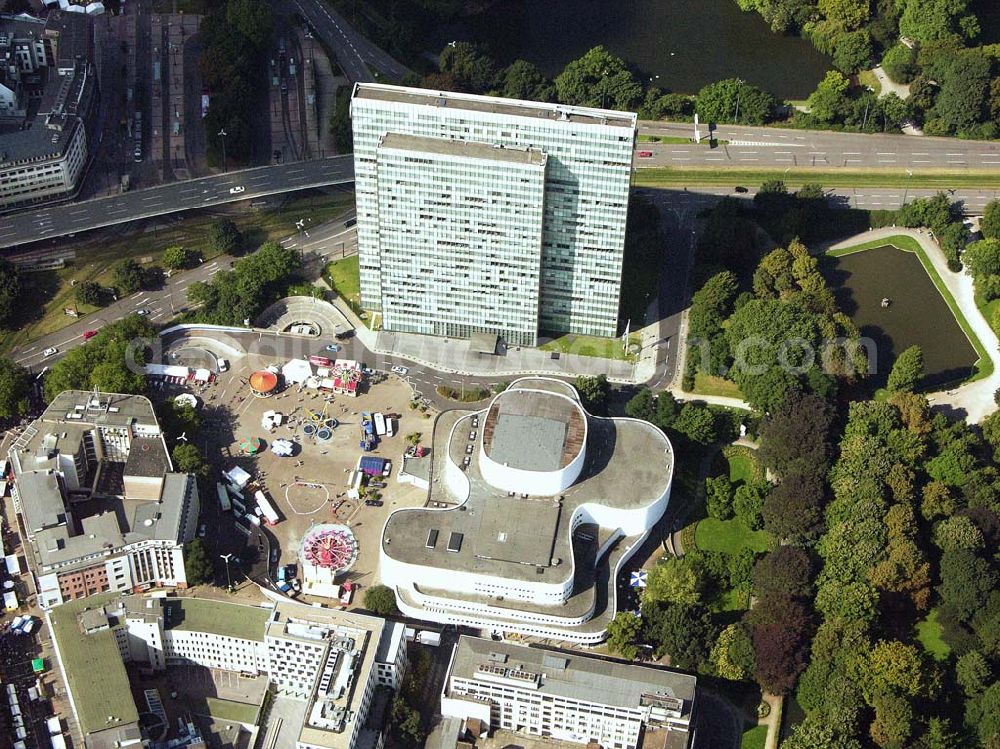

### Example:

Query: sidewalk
xmin=827 ymin=227 xmax=1000 ymax=422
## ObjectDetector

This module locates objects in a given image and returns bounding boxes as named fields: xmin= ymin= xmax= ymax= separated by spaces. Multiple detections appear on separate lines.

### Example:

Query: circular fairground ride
xmin=300 ymin=524 xmax=358 ymax=580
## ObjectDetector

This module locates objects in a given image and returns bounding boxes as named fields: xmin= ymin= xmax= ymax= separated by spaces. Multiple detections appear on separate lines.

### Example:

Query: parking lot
xmin=160 ymin=338 xmax=433 ymax=605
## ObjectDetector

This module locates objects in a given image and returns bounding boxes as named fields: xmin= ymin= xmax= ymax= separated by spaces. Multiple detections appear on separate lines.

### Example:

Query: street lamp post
xmin=220 ymin=553 xmax=234 ymax=591
xmin=218 ymin=129 xmax=228 ymax=173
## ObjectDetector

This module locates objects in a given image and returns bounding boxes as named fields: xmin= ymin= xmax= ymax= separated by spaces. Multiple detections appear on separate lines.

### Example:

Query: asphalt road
xmin=638 ymin=120 xmax=1000 ymax=170
xmin=634 ymin=185 xmax=1000 ymax=214
xmin=289 ymin=0 xmax=411 ymax=82
xmin=0 ymin=156 xmax=354 ymax=251
xmin=12 ymin=255 xmax=231 ymax=372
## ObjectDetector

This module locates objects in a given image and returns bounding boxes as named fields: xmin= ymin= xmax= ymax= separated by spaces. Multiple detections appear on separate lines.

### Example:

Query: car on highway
xmin=334 ymin=329 xmax=355 ymax=341
xmin=734 ymin=186 xmax=749 ymax=193
xmin=82 ymin=330 xmax=98 ymax=341
xmin=325 ymin=344 xmax=340 ymax=353
xmin=136 ymin=309 xmax=149 ymax=316
xmin=43 ymin=347 xmax=57 ymax=357
xmin=637 ymin=150 xmax=653 ymax=158
xmin=229 ymin=186 xmax=246 ymax=195
xmin=391 ymin=365 xmax=409 ymax=376
xmin=198 ymin=524 xmax=206 ymax=538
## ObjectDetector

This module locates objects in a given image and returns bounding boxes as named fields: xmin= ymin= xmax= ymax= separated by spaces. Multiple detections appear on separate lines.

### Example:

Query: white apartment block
xmin=375 ymin=133 xmax=547 ymax=346
xmin=351 ymin=83 xmax=637 ymax=340
xmin=442 ymin=637 xmax=696 ymax=749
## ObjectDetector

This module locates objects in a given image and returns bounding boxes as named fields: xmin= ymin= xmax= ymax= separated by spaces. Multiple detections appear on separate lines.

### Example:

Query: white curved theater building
xmin=380 ymin=377 xmax=674 ymax=644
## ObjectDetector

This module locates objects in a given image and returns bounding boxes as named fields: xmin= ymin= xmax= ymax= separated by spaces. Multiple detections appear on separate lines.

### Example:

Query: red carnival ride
xmin=301 ymin=524 xmax=358 ymax=578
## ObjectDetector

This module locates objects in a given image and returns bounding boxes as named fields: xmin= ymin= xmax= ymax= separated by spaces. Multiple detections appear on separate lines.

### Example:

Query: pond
xmin=433 ymin=0 xmax=831 ymax=100
xmin=821 ymin=246 xmax=978 ymax=391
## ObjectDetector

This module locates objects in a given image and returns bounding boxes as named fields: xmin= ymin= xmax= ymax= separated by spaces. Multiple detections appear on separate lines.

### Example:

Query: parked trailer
xmin=374 ymin=412 xmax=386 ymax=437
xmin=216 ymin=483 xmax=232 ymax=512
xmin=255 ymin=491 xmax=280 ymax=525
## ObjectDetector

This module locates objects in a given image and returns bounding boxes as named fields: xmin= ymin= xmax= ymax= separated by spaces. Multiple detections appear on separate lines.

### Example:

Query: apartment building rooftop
xmin=450 ymin=636 xmax=697 ymax=712
xmin=379 ymin=132 xmax=548 ymax=166
xmin=164 ymin=597 xmax=271 ymax=642
xmin=354 ymin=82 xmax=637 ymax=130
xmin=47 ymin=592 xmax=138 ymax=741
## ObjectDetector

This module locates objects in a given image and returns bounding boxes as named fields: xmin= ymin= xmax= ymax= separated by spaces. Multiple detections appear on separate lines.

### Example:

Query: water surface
xmin=436 ymin=0 xmax=832 ymax=99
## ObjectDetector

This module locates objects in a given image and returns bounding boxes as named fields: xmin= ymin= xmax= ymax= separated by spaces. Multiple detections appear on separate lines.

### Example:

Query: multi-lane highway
xmin=289 ymin=0 xmax=411 ymax=83
xmin=637 ymin=121 xmax=1000 ymax=170
xmin=0 ymin=156 xmax=354 ymax=250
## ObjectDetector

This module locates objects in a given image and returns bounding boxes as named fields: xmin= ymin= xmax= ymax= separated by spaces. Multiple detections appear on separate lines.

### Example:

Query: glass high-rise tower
xmin=351 ymin=84 xmax=637 ymax=342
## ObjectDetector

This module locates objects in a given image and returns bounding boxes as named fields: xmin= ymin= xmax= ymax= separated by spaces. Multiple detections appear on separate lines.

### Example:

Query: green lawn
xmin=724 ymin=446 xmax=759 ymax=485
xmin=710 ymin=586 xmax=751 ymax=613
xmin=696 ymin=518 xmax=774 ymax=555
xmin=634 ymin=167 xmax=1000 ymax=189
xmin=742 ymin=725 xmax=768 ymax=749
xmin=538 ymin=332 xmax=639 ymax=362
xmin=916 ymin=608 xmax=951 ymax=661
xmin=324 ymin=255 xmax=361 ymax=312
xmin=857 ymin=69 xmax=881 ymax=96
xmin=164 ymin=598 xmax=270 ymax=641
xmin=826 ymin=234 xmax=993 ymax=383
xmin=200 ymin=697 xmax=260 ymax=725
xmin=692 ymin=372 xmax=745 ymax=399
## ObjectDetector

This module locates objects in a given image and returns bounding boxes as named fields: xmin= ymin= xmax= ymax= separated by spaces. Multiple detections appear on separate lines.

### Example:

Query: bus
xmin=216 ymin=483 xmax=232 ymax=512
xmin=255 ymin=490 xmax=281 ymax=526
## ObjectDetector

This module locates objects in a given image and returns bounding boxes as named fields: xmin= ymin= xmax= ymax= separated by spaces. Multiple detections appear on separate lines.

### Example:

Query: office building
xmin=379 ymin=377 xmax=674 ymax=643
xmin=7 ymin=391 xmax=200 ymax=609
xmin=47 ymin=594 xmax=408 ymax=749
xmin=351 ymin=83 xmax=637 ymax=343
xmin=0 ymin=11 xmax=97 ymax=209
xmin=440 ymin=636 xmax=696 ymax=749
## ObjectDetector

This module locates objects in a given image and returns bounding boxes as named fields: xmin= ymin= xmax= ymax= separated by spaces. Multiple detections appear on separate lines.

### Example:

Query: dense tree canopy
xmin=696 ymin=78 xmax=775 ymax=125
xmin=0 ymin=258 xmax=21 ymax=329
xmin=0 ymin=357 xmax=30 ymax=421
xmin=553 ymin=46 xmax=642 ymax=111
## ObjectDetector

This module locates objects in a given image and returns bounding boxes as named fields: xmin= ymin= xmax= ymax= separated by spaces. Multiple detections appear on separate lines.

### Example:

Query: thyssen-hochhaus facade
xmin=350 ymin=84 xmax=638 ymax=344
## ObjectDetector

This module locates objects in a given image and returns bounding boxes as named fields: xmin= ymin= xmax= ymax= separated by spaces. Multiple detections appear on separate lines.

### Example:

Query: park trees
xmin=981 ymin=200 xmax=1000 ymax=241
xmin=554 ymin=46 xmax=642 ymax=111
xmin=162 ymin=245 xmax=200 ymax=270
xmin=752 ymin=546 xmax=814 ymax=599
xmin=0 ymin=258 xmax=21 ymax=329
xmin=643 ymin=557 xmax=707 ymax=606
xmin=363 ymin=584 xmax=399 ymax=616
xmin=75 ymin=280 xmax=107 ymax=307
xmin=899 ymin=0 xmax=978 ymax=42
xmin=807 ymin=71 xmax=851 ymax=124
xmin=0 ymin=357 xmax=30 ymax=421
xmin=887 ymin=345 xmax=924 ymax=392
xmin=113 ymin=259 xmax=146 ymax=296
xmin=641 ymin=602 xmax=717 ymax=670
xmin=573 ymin=374 xmax=609 ymax=416
xmin=606 ymin=612 xmax=642 ymax=660
xmin=696 ymin=78 xmax=775 ymax=125
xmin=498 ymin=60 xmax=554 ymax=102
xmin=183 ymin=539 xmax=214 ymax=585
xmin=439 ymin=42 xmax=498 ymax=94
xmin=709 ymin=623 xmax=756 ymax=681
xmin=172 ymin=443 xmax=208 ymax=478
xmin=44 ymin=316 xmax=154 ymax=401
xmin=208 ymin=218 xmax=242 ymax=256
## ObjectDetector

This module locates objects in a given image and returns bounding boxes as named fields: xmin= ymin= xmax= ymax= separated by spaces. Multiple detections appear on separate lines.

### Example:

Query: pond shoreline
xmin=824 ymin=229 xmax=1000 ymax=422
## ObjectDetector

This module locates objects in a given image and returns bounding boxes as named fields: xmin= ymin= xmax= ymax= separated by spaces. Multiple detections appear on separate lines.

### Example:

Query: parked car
xmin=82 ymin=330 xmax=99 ymax=341
xmin=198 ymin=524 xmax=206 ymax=538
xmin=637 ymin=150 xmax=653 ymax=158
xmin=391 ymin=365 xmax=409 ymax=376
xmin=364 ymin=499 xmax=384 ymax=507
xmin=136 ymin=309 xmax=150 ymax=316
xmin=369 ymin=481 xmax=386 ymax=489
xmin=229 ymin=186 xmax=246 ymax=195
xmin=325 ymin=344 xmax=340 ymax=352
xmin=271 ymin=549 xmax=279 ymax=563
